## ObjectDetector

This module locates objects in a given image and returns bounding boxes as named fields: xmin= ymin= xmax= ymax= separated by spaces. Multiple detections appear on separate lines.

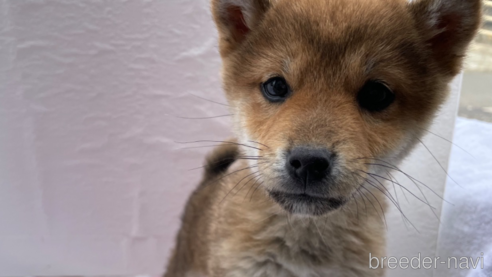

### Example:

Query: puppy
xmin=165 ymin=0 xmax=481 ymax=276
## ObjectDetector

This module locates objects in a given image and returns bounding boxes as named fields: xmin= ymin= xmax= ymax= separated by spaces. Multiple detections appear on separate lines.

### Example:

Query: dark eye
xmin=357 ymin=80 xmax=395 ymax=112
xmin=261 ymin=77 xmax=291 ymax=102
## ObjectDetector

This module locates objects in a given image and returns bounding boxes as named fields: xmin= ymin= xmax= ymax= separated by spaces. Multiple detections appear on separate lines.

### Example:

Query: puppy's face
xmin=212 ymin=0 xmax=480 ymax=215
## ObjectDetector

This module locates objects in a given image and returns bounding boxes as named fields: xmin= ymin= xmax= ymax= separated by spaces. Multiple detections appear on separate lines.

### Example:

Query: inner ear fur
xmin=211 ymin=0 xmax=271 ymax=56
xmin=409 ymin=0 xmax=482 ymax=75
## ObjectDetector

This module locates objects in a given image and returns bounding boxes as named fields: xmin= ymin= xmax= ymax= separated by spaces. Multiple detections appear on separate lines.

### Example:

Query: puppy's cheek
xmin=234 ymin=117 xmax=260 ymax=167
xmin=229 ymin=104 xmax=250 ymax=145
xmin=236 ymin=113 xmax=288 ymax=191
xmin=232 ymin=105 xmax=267 ymax=151
xmin=259 ymin=147 xmax=290 ymax=189
xmin=232 ymin=107 xmax=273 ymax=176
xmin=369 ymin=126 xmax=419 ymax=167
xmin=327 ymin=141 xmax=373 ymax=196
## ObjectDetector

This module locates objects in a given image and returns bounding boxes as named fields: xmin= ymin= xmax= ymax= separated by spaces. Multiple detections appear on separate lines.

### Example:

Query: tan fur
xmin=165 ymin=0 xmax=481 ymax=276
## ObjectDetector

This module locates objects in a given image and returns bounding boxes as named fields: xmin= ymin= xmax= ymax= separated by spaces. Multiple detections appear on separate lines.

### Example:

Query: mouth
xmin=268 ymin=191 xmax=346 ymax=216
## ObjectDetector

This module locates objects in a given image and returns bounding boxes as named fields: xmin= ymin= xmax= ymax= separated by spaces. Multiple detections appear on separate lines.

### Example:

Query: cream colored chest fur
xmin=208 ymin=203 xmax=385 ymax=277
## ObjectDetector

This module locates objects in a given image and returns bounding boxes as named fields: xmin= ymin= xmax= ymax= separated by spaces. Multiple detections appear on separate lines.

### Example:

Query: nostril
xmin=290 ymin=159 xmax=302 ymax=169
xmin=310 ymin=158 xmax=329 ymax=173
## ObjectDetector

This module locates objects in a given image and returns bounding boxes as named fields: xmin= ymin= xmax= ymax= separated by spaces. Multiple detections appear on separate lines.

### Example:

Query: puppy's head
xmin=211 ymin=0 xmax=481 ymax=215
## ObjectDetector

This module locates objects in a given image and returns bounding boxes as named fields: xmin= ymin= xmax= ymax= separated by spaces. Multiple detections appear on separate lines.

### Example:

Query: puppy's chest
xmin=224 ymin=259 xmax=339 ymax=277
xmin=217 ymin=222 xmax=345 ymax=277
xmin=219 ymin=245 xmax=339 ymax=277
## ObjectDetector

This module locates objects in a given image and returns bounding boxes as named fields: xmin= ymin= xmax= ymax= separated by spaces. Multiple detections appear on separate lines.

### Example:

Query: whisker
xmin=415 ymin=137 xmax=462 ymax=188
xmin=243 ymin=163 xmax=275 ymax=201
xmin=187 ymin=156 xmax=266 ymax=171
xmin=221 ymin=160 xmax=275 ymax=204
xmin=180 ymin=145 xmax=233 ymax=150
xmin=365 ymin=161 xmax=452 ymax=204
xmin=172 ymin=114 xmax=233 ymax=120
xmin=359 ymin=185 xmax=388 ymax=229
xmin=365 ymin=170 xmax=441 ymax=223
xmin=350 ymin=173 xmax=384 ymax=226
xmin=363 ymin=176 xmax=401 ymax=211
xmin=244 ymin=174 xmax=263 ymax=200
xmin=363 ymin=171 xmax=436 ymax=210
xmin=417 ymin=127 xmax=474 ymax=158
xmin=353 ymin=171 xmax=416 ymax=230
xmin=220 ymin=170 xmax=261 ymax=205
xmin=190 ymin=93 xmax=229 ymax=107
xmin=286 ymin=213 xmax=293 ymax=232
xmin=247 ymin=140 xmax=271 ymax=149
xmin=355 ymin=187 xmax=368 ymax=218
xmin=204 ymin=161 xmax=269 ymax=187
xmin=354 ymin=157 xmax=451 ymax=204
xmin=388 ymin=171 xmax=410 ymax=204
xmin=353 ymin=193 xmax=360 ymax=222
xmin=362 ymin=179 xmax=418 ymax=232
xmin=179 ymin=145 xmax=266 ymax=153
xmin=236 ymin=172 xmax=264 ymax=199
xmin=249 ymin=180 xmax=265 ymax=202
xmin=254 ymin=212 xmax=278 ymax=224
xmin=312 ymin=219 xmax=327 ymax=245
xmin=388 ymin=173 xmax=404 ymax=223
xmin=358 ymin=170 xmax=402 ymax=210
xmin=174 ymin=140 xmax=263 ymax=151
xmin=387 ymin=171 xmax=410 ymax=230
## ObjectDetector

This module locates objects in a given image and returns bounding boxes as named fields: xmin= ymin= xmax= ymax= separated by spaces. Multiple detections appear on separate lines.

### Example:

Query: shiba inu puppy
xmin=165 ymin=0 xmax=481 ymax=276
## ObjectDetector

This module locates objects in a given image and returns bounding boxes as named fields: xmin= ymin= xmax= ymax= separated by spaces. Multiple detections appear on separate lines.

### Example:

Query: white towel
xmin=434 ymin=117 xmax=492 ymax=277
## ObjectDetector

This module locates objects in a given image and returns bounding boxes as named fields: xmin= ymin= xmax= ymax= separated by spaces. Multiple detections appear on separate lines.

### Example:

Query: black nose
xmin=286 ymin=147 xmax=333 ymax=187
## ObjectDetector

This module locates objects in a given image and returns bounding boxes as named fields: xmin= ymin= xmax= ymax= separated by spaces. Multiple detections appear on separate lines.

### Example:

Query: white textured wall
xmin=0 ymin=0 xmax=229 ymax=275
xmin=0 ymin=0 xmax=460 ymax=276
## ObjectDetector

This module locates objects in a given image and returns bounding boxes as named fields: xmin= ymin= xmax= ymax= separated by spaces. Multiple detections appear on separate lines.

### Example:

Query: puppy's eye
xmin=261 ymin=77 xmax=291 ymax=102
xmin=357 ymin=80 xmax=395 ymax=112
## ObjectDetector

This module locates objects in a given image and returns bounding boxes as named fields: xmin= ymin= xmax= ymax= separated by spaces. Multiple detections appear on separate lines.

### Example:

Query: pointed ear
xmin=212 ymin=0 xmax=271 ymax=55
xmin=409 ymin=0 xmax=482 ymax=75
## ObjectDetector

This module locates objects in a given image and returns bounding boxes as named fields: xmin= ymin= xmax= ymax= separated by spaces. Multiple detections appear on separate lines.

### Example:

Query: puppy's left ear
xmin=409 ymin=0 xmax=482 ymax=75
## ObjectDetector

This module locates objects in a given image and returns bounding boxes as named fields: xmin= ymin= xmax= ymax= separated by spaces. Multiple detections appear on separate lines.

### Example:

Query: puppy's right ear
xmin=212 ymin=0 xmax=271 ymax=55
